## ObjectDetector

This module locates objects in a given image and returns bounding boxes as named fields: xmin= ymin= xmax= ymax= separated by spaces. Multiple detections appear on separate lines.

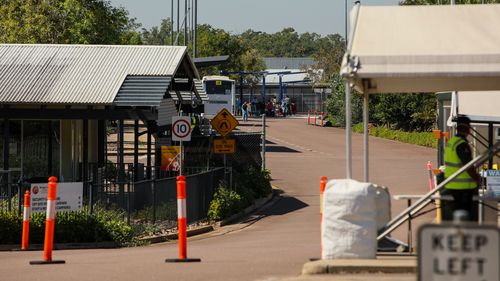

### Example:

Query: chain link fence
xmin=1 ymin=129 xmax=264 ymax=227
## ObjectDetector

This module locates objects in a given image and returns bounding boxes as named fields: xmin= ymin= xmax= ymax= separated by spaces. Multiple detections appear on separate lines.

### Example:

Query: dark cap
xmin=456 ymin=115 xmax=471 ymax=125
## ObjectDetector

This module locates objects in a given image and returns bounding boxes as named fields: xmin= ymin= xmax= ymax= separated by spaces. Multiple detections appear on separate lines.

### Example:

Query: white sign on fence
xmin=30 ymin=182 xmax=83 ymax=213
xmin=485 ymin=170 xmax=500 ymax=197
xmin=418 ymin=224 xmax=499 ymax=281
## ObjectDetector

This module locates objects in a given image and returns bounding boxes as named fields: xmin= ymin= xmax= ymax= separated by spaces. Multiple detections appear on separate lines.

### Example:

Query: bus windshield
xmin=205 ymin=80 xmax=232 ymax=95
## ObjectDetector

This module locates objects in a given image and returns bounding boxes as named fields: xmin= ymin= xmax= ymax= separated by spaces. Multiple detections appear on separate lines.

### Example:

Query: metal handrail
xmin=377 ymin=140 xmax=500 ymax=241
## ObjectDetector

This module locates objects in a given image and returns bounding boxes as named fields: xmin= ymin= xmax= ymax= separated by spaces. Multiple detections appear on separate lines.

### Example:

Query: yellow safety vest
xmin=444 ymin=136 xmax=476 ymax=190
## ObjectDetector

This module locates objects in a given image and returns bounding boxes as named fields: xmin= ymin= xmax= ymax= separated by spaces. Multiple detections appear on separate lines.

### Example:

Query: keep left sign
xmin=418 ymin=224 xmax=499 ymax=281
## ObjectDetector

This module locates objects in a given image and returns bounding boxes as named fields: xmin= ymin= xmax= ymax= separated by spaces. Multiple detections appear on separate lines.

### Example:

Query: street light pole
xmin=345 ymin=0 xmax=348 ymax=44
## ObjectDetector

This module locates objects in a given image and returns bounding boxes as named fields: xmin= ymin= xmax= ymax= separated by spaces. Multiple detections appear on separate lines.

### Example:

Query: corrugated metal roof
xmin=264 ymin=69 xmax=309 ymax=84
xmin=114 ymin=75 xmax=171 ymax=107
xmin=168 ymin=79 xmax=208 ymax=102
xmin=0 ymin=44 xmax=188 ymax=105
xmin=194 ymin=80 xmax=208 ymax=101
xmin=263 ymin=57 xmax=314 ymax=70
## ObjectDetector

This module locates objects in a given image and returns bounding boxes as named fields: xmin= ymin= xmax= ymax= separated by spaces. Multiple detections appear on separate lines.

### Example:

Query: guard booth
xmin=0 ymin=44 xmax=207 ymax=212
xmin=436 ymin=91 xmax=500 ymax=224
xmin=340 ymin=3 xmax=500 ymax=245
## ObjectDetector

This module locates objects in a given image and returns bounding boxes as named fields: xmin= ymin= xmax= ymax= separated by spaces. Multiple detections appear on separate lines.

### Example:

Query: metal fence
xmin=1 ymin=131 xmax=264 ymax=226
xmin=89 ymin=165 xmax=226 ymax=224
xmin=0 ymin=169 xmax=23 ymax=213
xmin=132 ymin=167 xmax=225 ymax=224
xmin=184 ymin=132 xmax=264 ymax=170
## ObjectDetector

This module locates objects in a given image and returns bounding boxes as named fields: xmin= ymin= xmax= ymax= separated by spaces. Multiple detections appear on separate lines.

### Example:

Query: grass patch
xmin=353 ymin=123 xmax=437 ymax=149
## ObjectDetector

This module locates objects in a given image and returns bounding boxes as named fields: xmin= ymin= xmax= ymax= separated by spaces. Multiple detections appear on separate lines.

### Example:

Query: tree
xmin=188 ymin=24 xmax=265 ymax=76
xmin=373 ymin=94 xmax=436 ymax=132
xmin=0 ymin=0 xmax=141 ymax=44
xmin=141 ymin=19 xmax=173 ymax=45
xmin=310 ymin=34 xmax=346 ymax=83
xmin=325 ymin=74 xmax=364 ymax=126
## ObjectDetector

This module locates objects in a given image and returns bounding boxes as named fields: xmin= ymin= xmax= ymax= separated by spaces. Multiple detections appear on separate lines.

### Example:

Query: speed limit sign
xmin=172 ymin=116 xmax=192 ymax=141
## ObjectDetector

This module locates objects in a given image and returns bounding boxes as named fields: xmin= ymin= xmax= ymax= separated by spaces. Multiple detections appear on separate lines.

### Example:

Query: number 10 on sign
xmin=172 ymin=116 xmax=192 ymax=141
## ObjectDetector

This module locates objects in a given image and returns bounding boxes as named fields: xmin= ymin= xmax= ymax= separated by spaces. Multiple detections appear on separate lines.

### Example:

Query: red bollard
xmin=165 ymin=176 xmax=201 ymax=263
xmin=319 ymin=176 xmax=327 ymax=254
xmin=21 ymin=190 xmax=30 ymax=250
xmin=307 ymin=110 xmax=311 ymax=125
xmin=30 ymin=176 xmax=65 ymax=265
xmin=314 ymin=111 xmax=317 ymax=126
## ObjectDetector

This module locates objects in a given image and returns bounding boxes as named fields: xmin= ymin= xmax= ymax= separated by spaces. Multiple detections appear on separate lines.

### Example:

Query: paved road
xmin=0 ymin=117 xmax=436 ymax=281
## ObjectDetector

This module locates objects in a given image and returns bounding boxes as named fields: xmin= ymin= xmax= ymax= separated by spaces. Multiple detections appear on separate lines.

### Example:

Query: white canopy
xmin=340 ymin=4 xmax=500 ymax=94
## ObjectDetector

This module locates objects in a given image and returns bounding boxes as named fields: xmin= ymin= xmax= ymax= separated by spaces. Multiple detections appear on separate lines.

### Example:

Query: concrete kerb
xmin=140 ymin=187 xmax=280 ymax=244
xmin=301 ymin=258 xmax=417 ymax=275
xmin=218 ymin=188 xmax=279 ymax=227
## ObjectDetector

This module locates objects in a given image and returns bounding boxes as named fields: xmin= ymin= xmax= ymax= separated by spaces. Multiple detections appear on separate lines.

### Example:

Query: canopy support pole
xmin=363 ymin=89 xmax=369 ymax=182
xmin=345 ymin=81 xmax=352 ymax=179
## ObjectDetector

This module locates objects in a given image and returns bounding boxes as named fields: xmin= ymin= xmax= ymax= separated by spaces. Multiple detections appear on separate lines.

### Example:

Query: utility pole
xmin=177 ymin=0 xmax=180 ymax=45
xmin=184 ymin=0 xmax=188 ymax=46
xmin=345 ymin=0 xmax=348 ymax=45
xmin=171 ymin=0 xmax=174 ymax=45
xmin=193 ymin=0 xmax=197 ymax=58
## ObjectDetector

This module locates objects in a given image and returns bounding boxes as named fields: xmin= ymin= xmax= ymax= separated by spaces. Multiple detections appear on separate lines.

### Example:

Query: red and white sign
xmin=172 ymin=116 xmax=192 ymax=141
xmin=30 ymin=182 xmax=83 ymax=213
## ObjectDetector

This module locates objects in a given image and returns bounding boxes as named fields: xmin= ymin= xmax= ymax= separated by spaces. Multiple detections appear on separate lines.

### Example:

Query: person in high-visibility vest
xmin=442 ymin=115 xmax=481 ymax=221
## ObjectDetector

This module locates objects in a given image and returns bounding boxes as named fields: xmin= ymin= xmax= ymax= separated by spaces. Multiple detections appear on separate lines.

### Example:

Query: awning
xmin=114 ymin=75 xmax=172 ymax=107
xmin=340 ymin=4 xmax=500 ymax=94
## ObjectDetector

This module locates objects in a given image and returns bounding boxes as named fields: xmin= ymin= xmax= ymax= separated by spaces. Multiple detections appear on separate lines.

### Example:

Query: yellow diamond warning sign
xmin=210 ymin=108 xmax=239 ymax=136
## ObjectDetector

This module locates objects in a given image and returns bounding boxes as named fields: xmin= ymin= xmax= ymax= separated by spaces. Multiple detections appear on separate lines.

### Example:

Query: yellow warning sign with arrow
xmin=210 ymin=108 xmax=239 ymax=136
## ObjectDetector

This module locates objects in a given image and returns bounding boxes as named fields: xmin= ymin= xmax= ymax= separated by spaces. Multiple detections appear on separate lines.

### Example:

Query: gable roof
xmin=340 ymin=4 xmax=500 ymax=94
xmin=0 ymin=44 xmax=199 ymax=105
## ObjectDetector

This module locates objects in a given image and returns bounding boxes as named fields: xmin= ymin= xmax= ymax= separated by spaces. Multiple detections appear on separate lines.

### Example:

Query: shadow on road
xmin=261 ymin=196 xmax=308 ymax=216
xmin=266 ymin=146 xmax=300 ymax=153
xmin=238 ymin=196 xmax=309 ymax=225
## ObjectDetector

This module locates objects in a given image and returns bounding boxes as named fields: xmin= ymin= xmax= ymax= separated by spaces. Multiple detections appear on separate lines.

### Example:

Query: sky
xmin=109 ymin=0 xmax=401 ymax=37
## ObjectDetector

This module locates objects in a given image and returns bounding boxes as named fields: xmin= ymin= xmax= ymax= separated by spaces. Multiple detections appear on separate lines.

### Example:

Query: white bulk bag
xmin=321 ymin=179 xmax=378 ymax=259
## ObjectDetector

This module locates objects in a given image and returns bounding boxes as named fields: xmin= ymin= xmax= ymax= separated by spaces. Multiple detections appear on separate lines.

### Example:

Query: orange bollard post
xmin=30 ymin=176 xmax=65 ymax=265
xmin=307 ymin=110 xmax=311 ymax=125
xmin=427 ymin=162 xmax=442 ymax=224
xmin=314 ymin=111 xmax=317 ymax=126
xmin=319 ymin=176 xmax=327 ymax=255
xmin=21 ymin=190 xmax=31 ymax=250
xmin=165 ymin=176 xmax=201 ymax=263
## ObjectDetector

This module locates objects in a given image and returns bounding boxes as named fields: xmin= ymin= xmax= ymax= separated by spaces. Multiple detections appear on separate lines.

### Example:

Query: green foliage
xmin=233 ymin=167 xmax=272 ymax=204
xmin=353 ymin=123 xmax=437 ymax=148
xmin=207 ymin=183 xmax=244 ymax=221
xmin=325 ymin=75 xmax=364 ymax=126
xmin=373 ymin=93 xmax=436 ymax=132
xmin=195 ymin=24 xmax=265 ymax=76
xmin=0 ymin=211 xmax=22 ymax=244
xmin=0 ymin=206 xmax=133 ymax=246
xmin=0 ymin=0 xmax=141 ymax=44
xmin=208 ymin=168 xmax=272 ymax=221
xmin=133 ymin=202 xmax=177 ymax=223
xmin=141 ymin=18 xmax=172 ymax=45
xmin=325 ymin=75 xmax=437 ymax=132
xmin=239 ymin=28 xmax=346 ymax=83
